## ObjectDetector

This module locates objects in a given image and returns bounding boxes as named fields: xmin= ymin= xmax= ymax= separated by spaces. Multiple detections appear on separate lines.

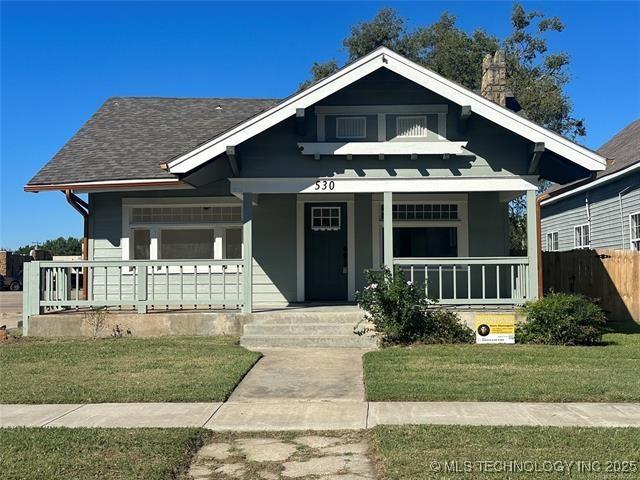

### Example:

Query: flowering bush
xmin=355 ymin=267 xmax=473 ymax=345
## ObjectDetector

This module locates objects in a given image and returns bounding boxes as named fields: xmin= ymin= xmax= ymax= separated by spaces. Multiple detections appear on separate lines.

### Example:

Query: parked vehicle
xmin=0 ymin=271 xmax=23 ymax=291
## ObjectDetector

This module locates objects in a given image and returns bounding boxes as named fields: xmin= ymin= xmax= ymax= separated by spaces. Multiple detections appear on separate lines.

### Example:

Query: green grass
xmin=364 ymin=332 xmax=640 ymax=402
xmin=0 ymin=336 xmax=261 ymax=403
xmin=0 ymin=427 xmax=209 ymax=480
xmin=372 ymin=425 xmax=640 ymax=479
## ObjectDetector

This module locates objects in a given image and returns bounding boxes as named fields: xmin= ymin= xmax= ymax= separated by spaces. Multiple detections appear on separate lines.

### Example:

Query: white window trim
xmin=395 ymin=115 xmax=428 ymax=138
xmin=630 ymin=212 xmax=640 ymax=251
xmin=121 ymin=199 xmax=242 ymax=273
xmin=546 ymin=231 xmax=559 ymax=252
xmin=371 ymin=194 xmax=469 ymax=269
xmin=310 ymin=206 xmax=342 ymax=231
xmin=335 ymin=116 xmax=367 ymax=139
xmin=574 ymin=224 xmax=590 ymax=249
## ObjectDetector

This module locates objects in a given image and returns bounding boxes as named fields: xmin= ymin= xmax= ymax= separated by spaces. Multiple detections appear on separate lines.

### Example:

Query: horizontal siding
xmin=541 ymin=172 xmax=640 ymax=251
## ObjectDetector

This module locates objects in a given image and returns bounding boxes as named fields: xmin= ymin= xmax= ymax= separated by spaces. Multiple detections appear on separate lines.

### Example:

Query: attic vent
xmin=215 ymin=105 xmax=223 ymax=110
xmin=336 ymin=117 xmax=366 ymax=139
xmin=396 ymin=116 xmax=428 ymax=138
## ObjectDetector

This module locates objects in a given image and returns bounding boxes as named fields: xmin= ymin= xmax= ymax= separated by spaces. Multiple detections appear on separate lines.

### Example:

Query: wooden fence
xmin=542 ymin=249 xmax=640 ymax=323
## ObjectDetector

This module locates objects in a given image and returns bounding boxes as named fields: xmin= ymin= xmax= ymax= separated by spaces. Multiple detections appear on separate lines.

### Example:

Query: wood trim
xmin=25 ymin=178 xmax=188 ymax=193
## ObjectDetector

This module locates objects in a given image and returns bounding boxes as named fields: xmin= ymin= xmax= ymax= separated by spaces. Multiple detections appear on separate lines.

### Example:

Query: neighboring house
xmin=540 ymin=120 xmax=640 ymax=252
xmin=24 ymin=47 xmax=606 ymax=326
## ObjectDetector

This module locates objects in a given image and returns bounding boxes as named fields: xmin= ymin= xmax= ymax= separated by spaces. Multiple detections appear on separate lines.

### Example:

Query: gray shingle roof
xmin=545 ymin=118 xmax=640 ymax=195
xmin=27 ymin=97 xmax=278 ymax=185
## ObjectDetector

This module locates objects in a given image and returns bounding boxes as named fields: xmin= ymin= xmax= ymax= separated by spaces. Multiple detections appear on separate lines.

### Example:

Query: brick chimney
xmin=481 ymin=50 xmax=507 ymax=107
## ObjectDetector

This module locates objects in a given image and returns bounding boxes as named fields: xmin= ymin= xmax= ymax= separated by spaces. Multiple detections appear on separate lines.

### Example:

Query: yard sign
xmin=475 ymin=313 xmax=516 ymax=344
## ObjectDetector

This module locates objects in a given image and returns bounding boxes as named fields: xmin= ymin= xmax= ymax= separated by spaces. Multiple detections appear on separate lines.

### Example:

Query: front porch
xmin=22 ymin=183 xmax=540 ymax=335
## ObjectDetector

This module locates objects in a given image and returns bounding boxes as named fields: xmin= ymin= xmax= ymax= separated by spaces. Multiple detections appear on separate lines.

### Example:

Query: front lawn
xmin=0 ymin=427 xmax=208 ymax=480
xmin=364 ymin=332 xmax=640 ymax=402
xmin=372 ymin=425 xmax=640 ymax=479
xmin=0 ymin=336 xmax=261 ymax=403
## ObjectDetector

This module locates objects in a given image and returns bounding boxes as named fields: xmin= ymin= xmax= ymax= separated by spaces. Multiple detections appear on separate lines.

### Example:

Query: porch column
xmin=242 ymin=193 xmax=253 ymax=313
xmin=526 ymin=189 xmax=540 ymax=299
xmin=383 ymin=191 xmax=393 ymax=271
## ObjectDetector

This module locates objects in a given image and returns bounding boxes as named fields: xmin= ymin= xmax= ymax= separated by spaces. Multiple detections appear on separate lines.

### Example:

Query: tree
xmin=14 ymin=236 xmax=82 ymax=256
xmin=300 ymin=4 xmax=584 ymax=139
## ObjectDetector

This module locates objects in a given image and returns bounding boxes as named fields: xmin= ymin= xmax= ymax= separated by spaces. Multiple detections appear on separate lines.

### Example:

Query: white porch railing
xmin=394 ymin=257 xmax=530 ymax=305
xmin=23 ymin=259 xmax=245 ymax=325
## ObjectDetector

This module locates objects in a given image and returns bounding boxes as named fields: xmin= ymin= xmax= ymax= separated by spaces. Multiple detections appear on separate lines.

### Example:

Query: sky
xmin=1 ymin=1 xmax=639 ymax=249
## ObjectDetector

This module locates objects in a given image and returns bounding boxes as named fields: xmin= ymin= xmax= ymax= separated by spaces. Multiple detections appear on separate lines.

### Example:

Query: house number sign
xmin=314 ymin=180 xmax=335 ymax=191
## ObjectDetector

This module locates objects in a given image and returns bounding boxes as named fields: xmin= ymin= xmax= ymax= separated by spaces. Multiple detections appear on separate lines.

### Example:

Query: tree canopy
xmin=300 ymin=4 xmax=584 ymax=139
xmin=14 ymin=237 xmax=82 ymax=256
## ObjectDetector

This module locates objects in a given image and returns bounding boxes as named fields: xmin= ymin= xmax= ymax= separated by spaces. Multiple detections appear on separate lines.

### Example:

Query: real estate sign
xmin=475 ymin=313 xmax=515 ymax=344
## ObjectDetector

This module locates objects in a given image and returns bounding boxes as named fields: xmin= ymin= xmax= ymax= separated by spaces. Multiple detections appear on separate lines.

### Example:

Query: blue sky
xmin=1 ymin=1 xmax=639 ymax=249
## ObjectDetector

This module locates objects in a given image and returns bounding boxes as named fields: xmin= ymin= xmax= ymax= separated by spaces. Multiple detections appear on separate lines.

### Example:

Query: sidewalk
xmin=3 ymin=401 xmax=640 ymax=430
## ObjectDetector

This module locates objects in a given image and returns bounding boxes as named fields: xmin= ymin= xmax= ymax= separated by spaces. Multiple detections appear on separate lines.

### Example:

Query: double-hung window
xmin=630 ymin=212 xmax=640 ymax=251
xmin=574 ymin=224 xmax=590 ymax=249
xmin=546 ymin=232 xmax=559 ymax=252
xmin=126 ymin=204 xmax=242 ymax=270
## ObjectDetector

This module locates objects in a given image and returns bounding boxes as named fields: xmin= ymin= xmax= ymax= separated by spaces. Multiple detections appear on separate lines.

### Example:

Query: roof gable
xmin=166 ymin=47 xmax=606 ymax=175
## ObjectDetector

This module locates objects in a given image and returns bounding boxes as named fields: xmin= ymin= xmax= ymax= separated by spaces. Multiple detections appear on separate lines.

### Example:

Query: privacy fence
xmin=542 ymin=249 xmax=640 ymax=324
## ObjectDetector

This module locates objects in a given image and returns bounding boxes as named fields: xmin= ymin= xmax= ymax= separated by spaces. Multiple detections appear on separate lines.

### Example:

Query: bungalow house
xmin=540 ymin=119 xmax=639 ymax=252
xmin=23 ymin=48 xmax=606 ymax=342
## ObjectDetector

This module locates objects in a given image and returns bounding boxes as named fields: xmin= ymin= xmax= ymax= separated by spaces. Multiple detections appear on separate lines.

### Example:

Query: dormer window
xmin=396 ymin=116 xmax=428 ymax=138
xmin=336 ymin=116 xmax=366 ymax=139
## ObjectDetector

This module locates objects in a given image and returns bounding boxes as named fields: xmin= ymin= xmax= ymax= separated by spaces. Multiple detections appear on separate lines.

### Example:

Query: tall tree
xmin=14 ymin=236 xmax=82 ymax=256
xmin=300 ymin=4 xmax=584 ymax=139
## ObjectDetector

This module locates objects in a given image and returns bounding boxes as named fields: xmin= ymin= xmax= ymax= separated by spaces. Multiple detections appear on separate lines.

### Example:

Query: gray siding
xmin=541 ymin=172 xmax=640 ymax=251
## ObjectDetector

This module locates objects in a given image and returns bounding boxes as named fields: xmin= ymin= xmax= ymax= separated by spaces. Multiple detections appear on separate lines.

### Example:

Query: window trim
xmin=335 ymin=116 xmax=367 ymax=139
xmin=630 ymin=212 xmax=640 ymax=251
xmin=395 ymin=115 xmax=429 ymax=138
xmin=310 ymin=206 xmax=342 ymax=231
xmin=546 ymin=231 xmax=559 ymax=252
xmin=574 ymin=224 xmax=590 ymax=249
xmin=121 ymin=199 xmax=242 ymax=272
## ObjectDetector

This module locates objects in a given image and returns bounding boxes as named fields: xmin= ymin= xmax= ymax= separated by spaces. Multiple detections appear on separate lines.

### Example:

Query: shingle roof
xmin=27 ymin=97 xmax=278 ymax=185
xmin=545 ymin=119 xmax=640 ymax=195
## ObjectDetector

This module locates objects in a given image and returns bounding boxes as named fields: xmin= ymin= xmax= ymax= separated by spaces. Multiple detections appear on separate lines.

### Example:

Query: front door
xmin=305 ymin=202 xmax=348 ymax=301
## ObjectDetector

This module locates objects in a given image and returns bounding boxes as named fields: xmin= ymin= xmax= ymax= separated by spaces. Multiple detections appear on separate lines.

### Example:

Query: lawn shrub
xmin=517 ymin=292 xmax=606 ymax=345
xmin=355 ymin=267 xmax=473 ymax=345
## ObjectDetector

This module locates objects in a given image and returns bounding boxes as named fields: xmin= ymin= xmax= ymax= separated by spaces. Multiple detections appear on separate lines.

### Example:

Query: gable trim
xmin=540 ymin=162 xmax=640 ymax=206
xmin=166 ymin=47 xmax=606 ymax=175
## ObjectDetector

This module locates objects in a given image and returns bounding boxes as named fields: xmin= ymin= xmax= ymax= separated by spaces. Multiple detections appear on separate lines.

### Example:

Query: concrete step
xmin=243 ymin=323 xmax=359 ymax=336
xmin=249 ymin=312 xmax=365 ymax=325
xmin=240 ymin=334 xmax=378 ymax=349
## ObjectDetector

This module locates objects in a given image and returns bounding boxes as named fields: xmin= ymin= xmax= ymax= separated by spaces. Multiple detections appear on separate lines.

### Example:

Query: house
xmin=540 ymin=120 xmax=639 ymax=252
xmin=23 ymin=47 xmax=606 ymax=340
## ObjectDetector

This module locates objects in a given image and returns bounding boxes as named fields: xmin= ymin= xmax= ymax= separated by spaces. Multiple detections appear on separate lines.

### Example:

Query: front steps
xmin=240 ymin=311 xmax=378 ymax=348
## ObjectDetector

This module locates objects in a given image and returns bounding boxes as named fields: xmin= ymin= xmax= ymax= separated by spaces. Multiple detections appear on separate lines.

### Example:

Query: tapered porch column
xmin=383 ymin=191 xmax=393 ymax=271
xmin=242 ymin=193 xmax=253 ymax=313
xmin=526 ymin=189 xmax=540 ymax=299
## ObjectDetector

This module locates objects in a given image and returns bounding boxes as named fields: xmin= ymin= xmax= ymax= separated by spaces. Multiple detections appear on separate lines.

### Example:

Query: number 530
xmin=315 ymin=180 xmax=335 ymax=191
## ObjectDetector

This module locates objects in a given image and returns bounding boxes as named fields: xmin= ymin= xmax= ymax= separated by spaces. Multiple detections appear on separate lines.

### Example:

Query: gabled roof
xmin=166 ymin=47 xmax=606 ymax=174
xmin=27 ymin=97 xmax=277 ymax=187
xmin=540 ymin=118 xmax=639 ymax=205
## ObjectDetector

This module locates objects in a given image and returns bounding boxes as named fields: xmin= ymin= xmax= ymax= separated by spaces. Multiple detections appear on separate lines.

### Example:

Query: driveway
xmin=0 ymin=291 xmax=22 ymax=329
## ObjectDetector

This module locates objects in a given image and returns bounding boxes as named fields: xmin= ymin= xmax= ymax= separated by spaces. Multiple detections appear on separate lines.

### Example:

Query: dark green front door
xmin=305 ymin=202 xmax=348 ymax=301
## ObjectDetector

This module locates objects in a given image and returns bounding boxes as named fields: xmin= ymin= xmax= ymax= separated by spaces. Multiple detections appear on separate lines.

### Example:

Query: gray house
xmin=540 ymin=120 xmax=639 ymax=252
xmin=23 ymin=48 xmax=606 ymax=336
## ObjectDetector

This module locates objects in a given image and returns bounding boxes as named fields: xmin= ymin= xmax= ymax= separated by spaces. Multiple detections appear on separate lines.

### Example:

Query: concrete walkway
xmin=3 ymin=401 xmax=640 ymax=430
xmin=229 ymin=348 xmax=369 ymax=402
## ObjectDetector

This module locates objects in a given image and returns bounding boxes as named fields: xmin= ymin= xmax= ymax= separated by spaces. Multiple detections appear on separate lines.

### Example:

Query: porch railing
xmin=394 ymin=257 xmax=530 ymax=305
xmin=23 ymin=259 xmax=244 ymax=325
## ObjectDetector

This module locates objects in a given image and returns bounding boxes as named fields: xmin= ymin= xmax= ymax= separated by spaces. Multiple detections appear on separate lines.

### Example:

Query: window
xmin=381 ymin=203 xmax=459 ymax=221
xmin=132 ymin=229 xmax=150 ymax=260
xmin=311 ymin=206 xmax=341 ymax=231
xmin=396 ymin=116 xmax=428 ymax=138
xmin=631 ymin=213 xmax=640 ymax=251
xmin=546 ymin=232 xmax=559 ymax=251
xmin=392 ymin=227 xmax=457 ymax=257
xmin=336 ymin=117 xmax=366 ymax=139
xmin=160 ymin=229 xmax=214 ymax=259
xmin=125 ymin=202 xmax=242 ymax=262
xmin=574 ymin=224 xmax=590 ymax=249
